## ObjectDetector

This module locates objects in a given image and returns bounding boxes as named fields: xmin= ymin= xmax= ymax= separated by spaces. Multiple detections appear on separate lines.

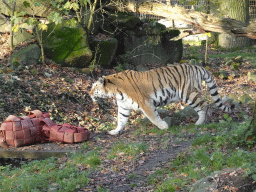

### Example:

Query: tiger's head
xmin=89 ymin=77 xmax=108 ymax=102
xmin=90 ymin=72 xmax=131 ymax=102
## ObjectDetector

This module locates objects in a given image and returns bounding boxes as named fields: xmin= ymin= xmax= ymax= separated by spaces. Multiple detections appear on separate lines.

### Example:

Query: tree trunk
xmin=218 ymin=0 xmax=251 ymax=48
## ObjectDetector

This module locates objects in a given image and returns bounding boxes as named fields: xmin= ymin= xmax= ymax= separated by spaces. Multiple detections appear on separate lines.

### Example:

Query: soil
xmin=83 ymin=132 xmax=192 ymax=192
xmin=1 ymin=32 xmax=256 ymax=191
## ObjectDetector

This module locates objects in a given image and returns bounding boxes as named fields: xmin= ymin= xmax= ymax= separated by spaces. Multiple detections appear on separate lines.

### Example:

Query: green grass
xmin=148 ymin=120 xmax=256 ymax=191
xmin=107 ymin=141 xmax=148 ymax=159
xmin=185 ymin=44 xmax=256 ymax=66
xmin=0 ymin=157 xmax=90 ymax=192
xmin=68 ymin=151 xmax=101 ymax=168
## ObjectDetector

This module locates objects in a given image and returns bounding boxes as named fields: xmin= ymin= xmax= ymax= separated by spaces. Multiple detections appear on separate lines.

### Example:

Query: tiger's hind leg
xmin=185 ymin=92 xmax=207 ymax=125
xmin=141 ymin=102 xmax=168 ymax=130
xmin=108 ymin=105 xmax=131 ymax=135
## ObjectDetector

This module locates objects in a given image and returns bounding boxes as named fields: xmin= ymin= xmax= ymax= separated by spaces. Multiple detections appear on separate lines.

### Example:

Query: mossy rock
xmin=41 ymin=21 xmax=93 ymax=68
xmin=175 ymin=106 xmax=198 ymax=118
xmin=91 ymin=38 xmax=118 ymax=68
xmin=10 ymin=44 xmax=41 ymax=70
xmin=8 ymin=28 xmax=34 ymax=46
xmin=121 ymin=28 xmax=182 ymax=65
xmin=108 ymin=12 xmax=143 ymax=30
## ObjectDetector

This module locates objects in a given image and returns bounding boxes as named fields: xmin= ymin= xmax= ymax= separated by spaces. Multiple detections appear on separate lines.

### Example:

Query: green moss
xmin=42 ymin=21 xmax=93 ymax=67
xmin=91 ymin=38 xmax=118 ymax=67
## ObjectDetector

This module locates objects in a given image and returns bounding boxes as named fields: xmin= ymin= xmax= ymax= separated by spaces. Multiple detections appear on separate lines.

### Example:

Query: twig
xmin=10 ymin=1 xmax=16 ymax=50
xmin=0 ymin=13 xmax=10 ymax=24
xmin=2 ymin=0 xmax=12 ymax=11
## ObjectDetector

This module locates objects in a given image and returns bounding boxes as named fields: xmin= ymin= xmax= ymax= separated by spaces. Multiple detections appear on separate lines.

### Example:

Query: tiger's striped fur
xmin=90 ymin=64 xmax=234 ymax=135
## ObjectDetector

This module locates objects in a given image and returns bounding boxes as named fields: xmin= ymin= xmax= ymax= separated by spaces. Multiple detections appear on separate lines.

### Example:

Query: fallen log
xmin=122 ymin=2 xmax=256 ymax=40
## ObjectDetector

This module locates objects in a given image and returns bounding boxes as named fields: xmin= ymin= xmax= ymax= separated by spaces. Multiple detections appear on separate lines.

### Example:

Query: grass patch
xmin=133 ymin=118 xmax=167 ymax=136
xmin=149 ymin=121 xmax=256 ymax=191
xmin=0 ymin=157 xmax=90 ymax=192
xmin=68 ymin=151 xmax=101 ymax=169
xmin=107 ymin=141 xmax=147 ymax=159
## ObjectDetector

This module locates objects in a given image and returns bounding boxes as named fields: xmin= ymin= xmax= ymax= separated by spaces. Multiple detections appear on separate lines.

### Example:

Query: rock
xmin=136 ymin=64 xmax=150 ymax=72
xmin=191 ymin=169 xmax=250 ymax=192
xmin=10 ymin=44 xmax=41 ymax=70
xmin=0 ymin=17 xmax=34 ymax=44
xmin=115 ymin=22 xmax=183 ymax=66
xmin=8 ymin=28 xmax=34 ymax=46
xmin=157 ymin=109 xmax=170 ymax=117
xmin=238 ymin=94 xmax=253 ymax=104
xmin=177 ymin=105 xmax=198 ymax=118
xmin=90 ymin=37 xmax=118 ymax=68
xmin=190 ymin=176 xmax=217 ymax=192
xmin=41 ymin=21 xmax=93 ymax=68
xmin=105 ymin=12 xmax=143 ymax=32
xmin=163 ymin=116 xmax=180 ymax=127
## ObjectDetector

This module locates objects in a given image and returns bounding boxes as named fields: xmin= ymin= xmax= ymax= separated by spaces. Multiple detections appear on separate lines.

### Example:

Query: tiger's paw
xmin=158 ymin=121 xmax=168 ymax=130
xmin=108 ymin=129 xmax=120 ymax=135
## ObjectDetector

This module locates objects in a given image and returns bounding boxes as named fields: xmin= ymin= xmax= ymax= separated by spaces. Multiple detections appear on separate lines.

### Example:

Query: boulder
xmin=41 ymin=21 xmax=93 ymax=68
xmin=136 ymin=64 xmax=150 ymax=72
xmin=8 ymin=28 xmax=34 ymax=46
xmin=90 ymin=36 xmax=118 ymax=68
xmin=0 ymin=18 xmax=33 ymax=44
xmin=175 ymin=106 xmax=198 ymax=118
xmin=10 ymin=44 xmax=41 ymax=69
xmin=115 ymin=22 xmax=183 ymax=66
xmin=101 ymin=12 xmax=143 ymax=35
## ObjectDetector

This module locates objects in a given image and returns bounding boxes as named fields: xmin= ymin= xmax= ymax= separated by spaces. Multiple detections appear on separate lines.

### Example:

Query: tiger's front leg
xmin=108 ymin=104 xmax=131 ymax=135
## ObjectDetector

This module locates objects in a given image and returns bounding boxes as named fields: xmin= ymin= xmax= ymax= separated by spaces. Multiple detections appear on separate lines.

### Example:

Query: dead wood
xmin=121 ymin=2 xmax=256 ymax=40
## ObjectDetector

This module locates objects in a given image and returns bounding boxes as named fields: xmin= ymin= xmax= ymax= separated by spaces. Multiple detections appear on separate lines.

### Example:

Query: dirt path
xmin=81 ymin=132 xmax=191 ymax=192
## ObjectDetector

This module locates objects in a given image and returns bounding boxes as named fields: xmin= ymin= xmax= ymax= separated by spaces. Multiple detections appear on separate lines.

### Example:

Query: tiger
xmin=90 ymin=64 xmax=234 ymax=135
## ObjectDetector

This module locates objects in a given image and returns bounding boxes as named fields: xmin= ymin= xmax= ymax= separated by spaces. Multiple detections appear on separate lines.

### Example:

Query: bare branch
xmin=0 ymin=13 xmax=10 ymax=23
xmin=2 ymin=0 xmax=12 ymax=11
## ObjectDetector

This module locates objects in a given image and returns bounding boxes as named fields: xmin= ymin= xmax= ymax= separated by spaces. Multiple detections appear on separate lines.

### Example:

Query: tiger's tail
xmin=202 ymin=68 xmax=234 ymax=113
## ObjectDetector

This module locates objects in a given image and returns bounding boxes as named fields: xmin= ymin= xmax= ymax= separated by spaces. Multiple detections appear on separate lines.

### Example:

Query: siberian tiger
xmin=90 ymin=64 xmax=234 ymax=135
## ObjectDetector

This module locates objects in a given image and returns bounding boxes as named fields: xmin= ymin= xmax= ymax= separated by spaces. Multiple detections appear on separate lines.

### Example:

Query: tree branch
xmin=2 ymin=0 xmax=12 ymax=11
xmin=0 ymin=13 xmax=10 ymax=23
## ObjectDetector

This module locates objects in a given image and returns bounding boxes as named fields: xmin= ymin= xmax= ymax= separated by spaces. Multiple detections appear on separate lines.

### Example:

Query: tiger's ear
xmin=99 ymin=77 xmax=105 ymax=86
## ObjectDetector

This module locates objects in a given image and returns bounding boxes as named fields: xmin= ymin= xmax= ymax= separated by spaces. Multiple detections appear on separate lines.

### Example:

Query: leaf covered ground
xmin=1 ymin=33 xmax=256 ymax=191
